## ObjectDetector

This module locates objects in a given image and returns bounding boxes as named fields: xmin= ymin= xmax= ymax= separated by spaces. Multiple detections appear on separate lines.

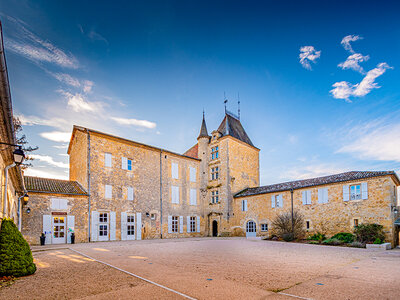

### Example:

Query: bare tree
xmin=13 ymin=117 xmax=38 ymax=169
xmin=272 ymin=210 xmax=305 ymax=240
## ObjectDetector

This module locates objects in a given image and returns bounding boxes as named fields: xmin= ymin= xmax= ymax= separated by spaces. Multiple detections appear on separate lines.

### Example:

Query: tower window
xmin=211 ymin=190 xmax=219 ymax=203
xmin=211 ymin=146 xmax=219 ymax=160
xmin=211 ymin=166 xmax=219 ymax=180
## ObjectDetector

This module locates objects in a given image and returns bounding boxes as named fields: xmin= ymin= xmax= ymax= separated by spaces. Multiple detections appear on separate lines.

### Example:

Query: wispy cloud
xmin=18 ymin=114 xmax=69 ymax=129
xmin=40 ymin=131 xmax=71 ymax=142
xmin=79 ymin=24 xmax=109 ymax=45
xmin=330 ymin=63 xmax=392 ymax=102
xmin=111 ymin=117 xmax=157 ymax=129
xmin=338 ymin=53 xmax=370 ymax=74
xmin=49 ymin=72 xmax=81 ymax=87
xmin=30 ymin=154 xmax=69 ymax=169
xmin=57 ymin=90 xmax=102 ymax=112
xmin=24 ymin=168 xmax=68 ymax=180
xmin=281 ymin=164 xmax=349 ymax=181
xmin=83 ymin=80 xmax=94 ymax=93
xmin=341 ymin=35 xmax=362 ymax=53
xmin=299 ymin=46 xmax=321 ymax=70
xmin=5 ymin=17 xmax=78 ymax=68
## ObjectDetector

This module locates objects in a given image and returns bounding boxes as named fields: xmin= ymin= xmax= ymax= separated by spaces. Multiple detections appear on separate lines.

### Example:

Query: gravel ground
xmin=2 ymin=238 xmax=399 ymax=299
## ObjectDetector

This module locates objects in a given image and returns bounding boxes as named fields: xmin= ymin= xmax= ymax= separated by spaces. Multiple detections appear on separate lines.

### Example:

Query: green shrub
xmin=0 ymin=219 xmax=36 ymax=277
xmin=331 ymin=232 xmax=354 ymax=243
xmin=354 ymin=223 xmax=385 ymax=244
xmin=282 ymin=233 xmax=294 ymax=242
xmin=322 ymin=238 xmax=344 ymax=246
xmin=308 ymin=240 xmax=320 ymax=244
xmin=373 ymin=238 xmax=382 ymax=244
xmin=349 ymin=241 xmax=365 ymax=248
xmin=307 ymin=232 xmax=326 ymax=242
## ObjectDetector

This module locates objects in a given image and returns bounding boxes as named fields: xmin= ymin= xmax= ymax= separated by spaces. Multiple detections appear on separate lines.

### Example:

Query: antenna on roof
xmin=237 ymin=92 xmax=240 ymax=120
xmin=224 ymin=92 xmax=228 ymax=114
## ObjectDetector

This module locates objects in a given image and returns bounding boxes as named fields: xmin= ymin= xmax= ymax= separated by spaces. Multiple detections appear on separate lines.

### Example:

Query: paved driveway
xmin=2 ymin=238 xmax=399 ymax=299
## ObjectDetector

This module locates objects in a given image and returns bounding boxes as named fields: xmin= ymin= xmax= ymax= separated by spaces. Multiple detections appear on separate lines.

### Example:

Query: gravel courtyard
xmin=1 ymin=238 xmax=399 ymax=300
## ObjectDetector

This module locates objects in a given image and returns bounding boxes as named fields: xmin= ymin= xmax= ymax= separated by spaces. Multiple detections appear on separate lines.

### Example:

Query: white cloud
xmin=341 ymin=35 xmax=362 ymax=53
xmin=40 ymin=131 xmax=71 ymax=142
xmin=53 ymin=144 xmax=69 ymax=149
xmin=83 ymin=80 xmax=94 ymax=93
xmin=330 ymin=63 xmax=392 ymax=101
xmin=299 ymin=46 xmax=321 ymax=70
xmin=338 ymin=53 xmax=369 ymax=74
xmin=111 ymin=117 xmax=157 ymax=129
xmin=58 ymin=91 xmax=100 ymax=112
xmin=288 ymin=134 xmax=298 ymax=144
xmin=49 ymin=72 xmax=81 ymax=87
xmin=282 ymin=164 xmax=349 ymax=181
xmin=30 ymin=154 xmax=69 ymax=168
xmin=24 ymin=168 xmax=68 ymax=180
xmin=17 ymin=114 xmax=68 ymax=129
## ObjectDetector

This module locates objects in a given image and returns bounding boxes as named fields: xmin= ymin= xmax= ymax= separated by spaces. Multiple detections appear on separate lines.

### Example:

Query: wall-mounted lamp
xmin=391 ymin=206 xmax=398 ymax=214
xmin=26 ymin=207 xmax=31 ymax=214
xmin=146 ymin=212 xmax=150 ymax=217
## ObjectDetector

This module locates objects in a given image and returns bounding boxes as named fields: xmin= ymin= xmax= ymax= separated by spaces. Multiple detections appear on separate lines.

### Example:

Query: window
xmin=261 ymin=224 xmax=268 ymax=231
xmin=172 ymin=216 xmax=178 ymax=233
xmin=306 ymin=221 xmax=310 ymax=230
xmin=122 ymin=157 xmax=133 ymax=170
xmin=190 ymin=216 xmax=196 ymax=232
xmin=99 ymin=213 xmax=108 ymax=223
xmin=350 ymin=184 xmax=361 ymax=200
xmin=272 ymin=195 xmax=283 ymax=208
xmin=99 ymin=225 xmax=108 ymax=236
xmin=211 ymin=166 xmax=219 ymax=180
xmin=172 ymin=162 xmax=179 ymax=179
xmin=211 ymin=146 xmax=219 ymax=160
xmin=127 ymin=215 xmax=135 ymax=236
xmin=105 ymin=153 xmax=112 ymax=167
xmin=127 ymin=187 xmax=134 ymax=201
xmin=354 ymin=219 xmax=359 ymax=227
xmin=241 ymin=199 xmax=248 ymax=211
xmin=151 ymin=213 xmax=155 ymax=220
xmin=318 ymin=188 xmax=329 ymax=204
xmin=211 ymin=190 xmax=219 ymax=203
xmin=190 ymin=188 xmax=197 ymax=205
xmin=99 ymin=213 xmax=108 ymax=237
xmin=302 ymin=190 xmax=312 ymax=205
xmin=189 ymin=167 xmax=196 ymax=182
xmin=171 ymin=186 xmax=180 ymax=204
xmin=105 ymin=185 xmax=112 ymax=199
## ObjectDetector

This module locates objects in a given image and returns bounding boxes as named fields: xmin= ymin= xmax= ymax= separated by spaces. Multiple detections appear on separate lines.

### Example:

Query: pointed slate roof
xmin=217 ymin=112 xmax=254 ymax=147
xmin=197 ymin=113 xmax=210 ymax=139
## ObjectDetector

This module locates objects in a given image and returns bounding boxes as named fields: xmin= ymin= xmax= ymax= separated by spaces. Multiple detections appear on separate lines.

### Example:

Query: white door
xmin=98 ymin=212 xmax=109 ymax=241
xmin=52 ymin=216 xmax=66 ymax=244
xmin=246 ymin=220 xmax=257 ymax=238
xmin=127 ymin=214 xmax=135 ymax=240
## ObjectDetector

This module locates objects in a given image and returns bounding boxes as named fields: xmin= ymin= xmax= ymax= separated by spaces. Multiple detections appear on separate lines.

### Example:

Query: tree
xmin=0 ymin=219 xmax=36 ymax=277
xmin=13 ymin=117 xmax=38 ymax=169
xmin=272 ymin=210 xmax=305 ymax=240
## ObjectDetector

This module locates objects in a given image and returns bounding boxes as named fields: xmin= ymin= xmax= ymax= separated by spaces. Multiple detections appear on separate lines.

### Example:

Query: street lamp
xmin=18 ymin=193 xmax=29 ymax=231
xmin=13 ymin=147 xmax=25 ymax=165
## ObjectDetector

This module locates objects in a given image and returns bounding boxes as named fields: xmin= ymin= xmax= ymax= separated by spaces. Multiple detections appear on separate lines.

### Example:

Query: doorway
xmin=52 ymin=216 xmax=66 ymax=244
xmin=246 ymin=220 xmax=257 ymax=238
xmin=212 ymin=220 xmax=218 ymax=237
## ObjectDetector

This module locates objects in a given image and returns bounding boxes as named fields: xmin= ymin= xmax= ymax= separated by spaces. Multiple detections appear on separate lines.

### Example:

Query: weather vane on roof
xmin=224 ymin=91 xmax=228 ymax=113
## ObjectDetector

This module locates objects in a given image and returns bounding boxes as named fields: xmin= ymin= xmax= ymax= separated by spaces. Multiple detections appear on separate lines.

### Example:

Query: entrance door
xmin=246 ymin=220 xmax=257 ymax=238
xmin=98 ymin=213 xmax=109 ymax=241
xmin=126 ymin=214 xmax=135 ymax=240
xmin=52 ymin=216 xmax=66 ymax=244
xmin=212 ymin=220 xmax=218 ymax=237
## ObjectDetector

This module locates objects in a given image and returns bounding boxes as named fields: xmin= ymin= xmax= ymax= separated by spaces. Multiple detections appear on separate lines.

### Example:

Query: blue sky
xmin=1 ymin=0 xmax=400 ymax=184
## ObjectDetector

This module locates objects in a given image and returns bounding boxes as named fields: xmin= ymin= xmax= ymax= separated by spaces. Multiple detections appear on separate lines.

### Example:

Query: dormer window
xmin=211 ymin=146 xmax=219 ymax=160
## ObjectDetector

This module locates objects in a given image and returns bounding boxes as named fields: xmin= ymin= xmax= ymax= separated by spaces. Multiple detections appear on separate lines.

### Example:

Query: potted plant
xmin=40 ymin=232 xmax=46 ymax=246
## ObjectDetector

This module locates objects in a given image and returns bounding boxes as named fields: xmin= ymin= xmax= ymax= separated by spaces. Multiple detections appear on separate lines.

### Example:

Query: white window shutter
xmin=105 ymin=153 xmax=112 ymax=167
xmin=361 ymin=182 xmax=368 ymax=199
xmin=318 ymin=189 xmax=323 ymax=204
xmin=67 ymin=215 xmax=75 ymax=244
xmin=323 ymin=188 xmax=329 ymax=203
xmin=271 ymin=195 xmax=275 ymax=208
xmin=91 ymin=211 xmax=99 ymax=242
xmin=121 ymin=157 xmax=127 ymax=170
xmin=136 ymin=213 xmax=142 ymax=240
xmin=307 ymin=190 xmax=312 ymax=204
xmin=190 ymin=167 xmax=196 ymax=182
xmin=302 ymin=191 xmax=306 ymax=205
xmin=59 ymin=199 xmax=68 ymax=210
xmin=110 ymin=211 xmax=116 ymax=241
xmin=196 ymin=216 xmax=200 ymax=232
xmin=171 ymin=186 xmax=179 ymax=204
xmin=343 ymin=185 xmax=350 ymax=202
xmin=172 ymin=162 xmax=179 ymax=179
xmin=190 ymin=189 xmax=197 ymax=205
xmin=43 ymin=215 xmax=52 ymax=245
xmin=279 ymin=195 xmax=283 ymax=207
xmin=127 ymin=187 xmax=134 ymax=201
xmin=121 ymin=212 xmax=127 ymax=240
xmin=51 ymin=198 xmax=59 ymax=210
xmin=245 ymin=199 xmax=248 ymax=211
xmin=179 ymin=216 xmax=183 ymax=233
xmin=105 ymin=185 xmax=112 ymax=199
xmin=168 ymin=215 xmax=172 ymax=233
xmin=187 ymin=216 xmax=191 ymax=233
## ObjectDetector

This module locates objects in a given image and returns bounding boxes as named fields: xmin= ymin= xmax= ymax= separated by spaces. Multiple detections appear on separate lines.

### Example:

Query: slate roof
xmin=217 ymin=112 xmax=254 ymax=147
xmin=24 ymin=176 xmax=88 ymax=196
xmin=235 ymin=171 xmax=400 ymax=198
xmin=198 ymin=114 xmax=210 ymax=139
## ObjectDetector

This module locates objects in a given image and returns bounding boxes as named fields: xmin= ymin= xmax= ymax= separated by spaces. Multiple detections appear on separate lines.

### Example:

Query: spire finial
xmin=224 ymin=92 xmax=228 ymax=114
xmin=238 ymin=92 xmax=240 ymax=120
xmin=203 ymin=108 xmax=205 ymax=119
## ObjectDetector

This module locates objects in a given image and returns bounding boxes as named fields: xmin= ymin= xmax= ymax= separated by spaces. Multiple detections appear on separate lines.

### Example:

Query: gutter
xmin=87 ymin=129 xmax=91 ymax=242
xmin=160 ymin=150 xmax=163 ymax=238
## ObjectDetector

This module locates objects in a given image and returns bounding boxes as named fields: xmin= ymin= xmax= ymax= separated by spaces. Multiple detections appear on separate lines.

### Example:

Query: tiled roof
xmin=217 ymin=112 xmax=254 ymax=147
xmin=183 ymin=144 xmax=198 ymax=159
xmin=235 ymin=171 xmax=399 ymax=198
xmin=24 ymin=176 xmax=88 ymax=196
xmin=198 ymin=114 xmax=210 ymax=139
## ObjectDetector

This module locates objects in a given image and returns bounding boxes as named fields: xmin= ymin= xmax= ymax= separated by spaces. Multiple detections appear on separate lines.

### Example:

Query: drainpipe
xmin=160 ymin=150 xmax=163 ymax=239
xmin=87 ymin=129 xmax=91 ymax=242
xmin=290 ymin=189 xmax=294 ymax=233
xmin=17 ymin=168 xmax=27 ymax=231
xmin=2 ymin=162 xmax=15 ymax=217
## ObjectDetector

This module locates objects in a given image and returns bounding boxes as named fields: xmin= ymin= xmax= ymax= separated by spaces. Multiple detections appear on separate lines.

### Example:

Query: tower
xmin=197 ymin=111 xmax=210 ymax=190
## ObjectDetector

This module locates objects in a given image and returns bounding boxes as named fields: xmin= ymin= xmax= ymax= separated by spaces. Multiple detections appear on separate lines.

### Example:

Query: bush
xmin=308 ymin=240 xmax=320 ymax=244
xmin=373 ymin=238 xmax=382 ymax=244
xmin=354 ymin=223 xmax=385 ymax=244
xmin=349 ymin=241 xmax=365 ymax=248
xmin=331 ymin=232 xmax=355 ymax=243
xmin=272 ymin=210 xmax=305 ymax=240
xmin=307 ymin=232 xmax=326 ymax=242
xmin=322 ymin=238 xmax=344 ymax=246
xmin=0 ymin=219 xmax=36 ymax=277
xmin=282 ymin=233 xmax=294 ymax=242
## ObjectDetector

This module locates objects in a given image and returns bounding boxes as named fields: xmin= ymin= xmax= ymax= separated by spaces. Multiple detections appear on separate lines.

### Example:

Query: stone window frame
xmin=350 ymin=184 xmax=362 ymax=201
xmin=352 ymin=217 xmax=361 ymax=228
xmin=211 ymin=189 xmax=219 ymax=204
xmin=305 ymin=220 xmax=311 ymax=230
xmin=211 ymin=146 xmax=219 ymax=160
xmin=190 ymin=216 xmax=196 ymax=232
xmin=172 ymin=216 xmax=179 ymax=233
xmin=210 ymin=166 xmax=220 ymax=180
xmin=261 ymin=223 xmax=268 ymax=231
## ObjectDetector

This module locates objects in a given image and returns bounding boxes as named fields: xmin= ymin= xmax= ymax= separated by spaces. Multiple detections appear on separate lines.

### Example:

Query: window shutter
xmin=105 ymin=153 xmax=112 ymax=167
xmin=179 ymin=216 xmax=183 ymax=233
xmin=51 ymin=198 xmax=59 ymax=210
xmin=190 ymin=189 xmax=197 ymax=205
xmin=59 ymin=199 xmax=68 ymax=210
xmin=43 ymin=215 xmax=52 ymax=245
xmin=343 ymin=185 xmax=350 ymax=202
xmin=127 ymin=187 xmax=134 ymax=201
xmin=318 ymin=189 xmax=323 ymax=204
xmin=110 ymin=211 xmax=116 ymax=241
xmin=271 ymin=195 xmax=275 ymax=208
xmin=67 ymin=215 xmax=75 ymax=244
xmin=168 ymin=215 xmax=172 ymax=233
xmin=190 ymin=167 xmax=196 ymax=182
xmin=122 ymin=157 xmax=128 ymax=170
xmin=196 ymin=216 xmax=200 ymax=232
xmin=302 ymin=191 xmax=306 ymax=205
xmin=323 ymin=188 xmax=329 ymax=203
xmin=91 ymin=211 xmax=99 ymax=242
xmin=136 ymin=213 xmax=142 ymax=240
xmin=307 ymin=190 xmax=312 ymax=204
xmin=105 ymin=185 xmax=112 ymax=199
xmin=279 ymin=195 xmax=283 ymax=207
xmin=172 ymin=163 xmax=179 ymax=179
xmin=121 ymin=212 xmax=127 ymax=240
xmin=171 ymin=186 xmax=179 ymax=204
xmin=361 ymin=182 xmax=368 ymax=200
xmin=187 ymin=216 xmax=191 ymax=233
